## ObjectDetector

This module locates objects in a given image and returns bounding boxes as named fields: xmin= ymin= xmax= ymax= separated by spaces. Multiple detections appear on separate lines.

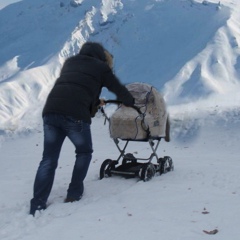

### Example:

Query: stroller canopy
xmin=109 ymin=82 xmax=170 ymax=141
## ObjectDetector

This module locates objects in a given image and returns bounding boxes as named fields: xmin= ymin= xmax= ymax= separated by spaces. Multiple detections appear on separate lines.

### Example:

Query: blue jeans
xmin=31 ymin=113 xmax=93 ymax=206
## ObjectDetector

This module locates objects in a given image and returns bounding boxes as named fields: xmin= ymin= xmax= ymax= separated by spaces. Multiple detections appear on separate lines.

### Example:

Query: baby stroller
xmin=99 ymin=82 xmax=174 ymax=181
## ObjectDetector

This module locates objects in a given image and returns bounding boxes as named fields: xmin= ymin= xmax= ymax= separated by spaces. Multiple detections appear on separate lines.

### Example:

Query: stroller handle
xmin=103 ymin=100 xmax=142 ymax=115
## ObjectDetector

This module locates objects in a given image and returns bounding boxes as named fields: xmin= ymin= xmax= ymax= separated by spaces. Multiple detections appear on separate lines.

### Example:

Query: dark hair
xmin=79 ymin=42 xmax=106 ymax=62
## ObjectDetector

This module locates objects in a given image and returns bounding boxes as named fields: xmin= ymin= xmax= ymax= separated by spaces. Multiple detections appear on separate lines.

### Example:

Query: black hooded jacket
xmin=42 ymin=42 xmax=134 ymax=123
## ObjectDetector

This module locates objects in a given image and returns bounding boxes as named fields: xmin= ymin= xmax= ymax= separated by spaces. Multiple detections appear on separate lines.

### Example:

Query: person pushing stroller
xmin=30 ymin=42 xmax=134 ymax=216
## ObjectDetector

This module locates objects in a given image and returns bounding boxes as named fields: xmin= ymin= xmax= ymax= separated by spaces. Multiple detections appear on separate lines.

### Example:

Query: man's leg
xmin=30 ymin=114 xmax=66 ymax=215
xmin=64 ymin=118 xmax=93 ymax=201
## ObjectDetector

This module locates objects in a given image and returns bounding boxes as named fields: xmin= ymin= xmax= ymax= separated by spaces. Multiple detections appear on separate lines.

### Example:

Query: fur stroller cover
xmin=109 ymin=82 xmax=170 ymax=141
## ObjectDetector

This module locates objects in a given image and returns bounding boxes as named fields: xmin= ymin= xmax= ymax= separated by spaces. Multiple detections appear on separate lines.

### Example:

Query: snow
xmin=0 ymin=0 xmax=240 ymax=239
xmin=0 ymin=0 xmax=21 ymax=10
xmin=1 ymin=113 xmax=240 ymax=240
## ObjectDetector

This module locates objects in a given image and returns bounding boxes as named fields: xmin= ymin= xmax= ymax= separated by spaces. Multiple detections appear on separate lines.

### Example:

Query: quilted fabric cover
xmin=109 ymin=82 xmax=169 ymax=140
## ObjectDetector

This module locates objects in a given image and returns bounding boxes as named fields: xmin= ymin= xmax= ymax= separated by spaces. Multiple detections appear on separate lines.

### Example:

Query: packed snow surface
xmin=0 ymin=0 xmax=240 ymax=239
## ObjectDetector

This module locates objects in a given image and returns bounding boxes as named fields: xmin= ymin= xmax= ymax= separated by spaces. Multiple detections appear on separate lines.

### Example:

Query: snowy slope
xmin=0 ymin=0 xmax=240 ymax=132
xmin=0 ymin=0 xmax=20 ymax=10
xmin=0 ymin=0 xmax=240 ymax=239
xmin=0 ymin=115 xmax=240 ymax=240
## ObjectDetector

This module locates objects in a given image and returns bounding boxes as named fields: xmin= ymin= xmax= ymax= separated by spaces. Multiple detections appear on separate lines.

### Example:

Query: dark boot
xmin=29 ymin=199 xmax=46 ymax=216
xmin=64 ymin=196 xmax=82 ymax=203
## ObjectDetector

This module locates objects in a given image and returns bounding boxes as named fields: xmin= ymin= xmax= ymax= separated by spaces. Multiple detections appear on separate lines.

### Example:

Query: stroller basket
xmin=99 ymin=82 xmax=173 ymax=181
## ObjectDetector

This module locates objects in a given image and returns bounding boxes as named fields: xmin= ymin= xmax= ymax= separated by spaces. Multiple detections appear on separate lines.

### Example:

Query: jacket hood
xmin=79 ymin=42 xmax=106 ymax=62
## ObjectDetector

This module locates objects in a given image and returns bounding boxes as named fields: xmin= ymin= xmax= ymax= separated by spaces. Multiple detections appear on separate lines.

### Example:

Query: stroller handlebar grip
xmin=103 ymin=100 xmax=122 ymax=104
xmin=103 ymin=100 xmax=142 ymax=115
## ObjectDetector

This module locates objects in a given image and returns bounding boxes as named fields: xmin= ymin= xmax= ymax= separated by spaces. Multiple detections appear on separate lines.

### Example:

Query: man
xmin=30 ymin=42 xmax=134 ymax=216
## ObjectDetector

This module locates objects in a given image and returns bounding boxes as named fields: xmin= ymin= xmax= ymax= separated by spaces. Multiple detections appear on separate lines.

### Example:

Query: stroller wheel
xmin=159 ymin=156 xmax=174 ymax=174
xmin=139 ymin=163 xmax=156 ymax=182
xmin=99 ymin=159 xmax=114 ymax=179
xmin=165 ymin=156 xmax=174 ymax=171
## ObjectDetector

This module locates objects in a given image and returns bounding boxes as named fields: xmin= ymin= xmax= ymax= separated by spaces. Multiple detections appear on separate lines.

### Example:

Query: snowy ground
xmin=0 ymin=0 xmax=240 ymax=239
xmin=0 ymin=109 xmax=240 ymax=240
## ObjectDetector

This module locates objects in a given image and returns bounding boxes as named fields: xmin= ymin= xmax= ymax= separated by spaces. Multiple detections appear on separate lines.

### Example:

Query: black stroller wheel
xmin=139 ymin=163 xmax=156 ymax=182
xmin=164 ymin=156 xmax=174 ymax=171
xmin=159 ymin=156 xmax=174 ymax=174
xmin=99 ymin=159 xmax=113 ymax=179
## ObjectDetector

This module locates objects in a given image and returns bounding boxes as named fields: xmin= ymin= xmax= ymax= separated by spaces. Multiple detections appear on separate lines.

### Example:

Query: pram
xmin=99 ymin=82 xmax=174 ymax=181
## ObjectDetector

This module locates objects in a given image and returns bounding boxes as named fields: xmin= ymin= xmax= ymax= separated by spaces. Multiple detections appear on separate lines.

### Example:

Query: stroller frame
xmin=99 ymin=100 xmax=174 ymax=181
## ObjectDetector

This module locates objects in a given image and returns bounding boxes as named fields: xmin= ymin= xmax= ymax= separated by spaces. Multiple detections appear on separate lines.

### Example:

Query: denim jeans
xmin=31 ymin=113 xmax=93 ymax=207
